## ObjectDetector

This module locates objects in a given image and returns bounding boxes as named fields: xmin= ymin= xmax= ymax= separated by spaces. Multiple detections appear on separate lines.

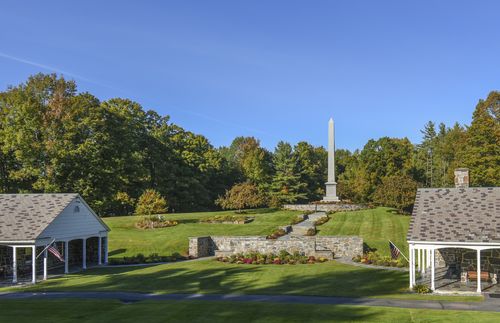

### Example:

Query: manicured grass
xmin=1 ymin=259 xmax=480 ymax=301
xmin=0 ymin=299 xmax=498 ymax=322
xmin=104 ymin=208 xmax=300 ymax=259
xmin=318 ymin=207 xmax=410 ymax=257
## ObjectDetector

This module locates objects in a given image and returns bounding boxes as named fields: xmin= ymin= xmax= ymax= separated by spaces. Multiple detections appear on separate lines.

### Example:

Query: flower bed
xmin=352 ymin=252 xmax=406 ymax=268
xmin=314 ymin=216 xmax=330 ymax=226
xmin=216 ymin=251 xmax=328 ymax=265
xmin=266 ymin=228 xmax=287 ymax=239
xmin=135 ymin=215 xmax=178 ymax=229
xmin=200 ymin=214 xmax=254 ymax=224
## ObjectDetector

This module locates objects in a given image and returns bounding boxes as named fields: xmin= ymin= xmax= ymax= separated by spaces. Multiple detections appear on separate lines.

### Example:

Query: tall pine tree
xmin=269 ymin=141 xmax=307 ymax=206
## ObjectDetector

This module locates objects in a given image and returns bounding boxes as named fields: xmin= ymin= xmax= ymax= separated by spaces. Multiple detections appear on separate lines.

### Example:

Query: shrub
xmin=266 ymin=228 xmax=287 ymax=239
xmin=353 ymin=251 xmax=407 ymax=268
xmin=290 ymin=215 xmax=305 ymax=225
xmin=413 ymin=284 xmax=432 ymax=294
xmin=216 ymin=251 xmax=328 ymax=265
xmin=135 ymin=189 xmax=168 ymax=215
xmin=135 ymin=215 xmax=178 ymax=229
xmin=305 ymin=227 xmax=316 ymax=236
xmin=314 ymin=216 xmax=330 ymax=226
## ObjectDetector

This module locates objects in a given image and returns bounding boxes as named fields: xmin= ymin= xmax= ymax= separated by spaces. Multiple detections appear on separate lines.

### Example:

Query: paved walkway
xmin=0 ymin=291 xmax=499 ymax=312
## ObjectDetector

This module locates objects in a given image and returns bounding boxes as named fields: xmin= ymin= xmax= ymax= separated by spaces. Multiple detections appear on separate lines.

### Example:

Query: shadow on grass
xmin=109 ymin=249 xmax=127 ymax=256
xmin=29 ymin=261 xmax=408 ymax=300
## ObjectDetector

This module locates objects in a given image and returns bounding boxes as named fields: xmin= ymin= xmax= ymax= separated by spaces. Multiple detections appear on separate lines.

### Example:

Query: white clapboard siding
xmin=38 ymin=199 xmax=107 ymax=240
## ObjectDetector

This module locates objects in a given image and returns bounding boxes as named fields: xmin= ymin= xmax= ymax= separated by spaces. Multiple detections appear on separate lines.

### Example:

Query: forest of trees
xmin=0 ymin=74 xmax=498 ymax=215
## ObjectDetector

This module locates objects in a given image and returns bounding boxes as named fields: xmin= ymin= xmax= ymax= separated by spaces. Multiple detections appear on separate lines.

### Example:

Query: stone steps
xmin=289 ymin=212 xmax=327 ymax=236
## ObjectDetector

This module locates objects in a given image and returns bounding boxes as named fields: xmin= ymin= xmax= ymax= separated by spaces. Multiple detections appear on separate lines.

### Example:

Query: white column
xmin=43 ymin=248 xmax=48 ymax=280
xmin=426 ymin=249 xmax=431 ymax=269
xmin=409 ymin=245 xmax=414 ymax=288
xmin=82 ymin=238 xmax=87 ymax=270
xmin=417 ymin=249 xmax=421 ymax=273
xmin=98 ymin=237 xmax=102 ymax=265
xmin=477 ymin=249 xmax=481 ymax=293
xmin=422 ymin=249 xmax=426 ymax=274
xmin=431 ymin=248 xmax=435 ymax=291
xmin=64 ymin=241 xmax=69 ymax=274
xmin=31 ymin=245 xmax=36 ymax=284
xmin=12 ymin=246 xmax=17 ymax=283
xmin=104 ymin=236 xmax=108 ymax=264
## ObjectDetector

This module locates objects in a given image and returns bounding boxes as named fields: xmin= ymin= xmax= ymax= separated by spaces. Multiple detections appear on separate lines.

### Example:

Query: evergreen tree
xmin=269 ymin=141 xmax=307 ymax=206
xmin=462 ymin=91 xmax=500 ymax=186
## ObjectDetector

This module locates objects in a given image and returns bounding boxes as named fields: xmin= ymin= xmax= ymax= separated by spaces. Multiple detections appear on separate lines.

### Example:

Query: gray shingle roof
xmin=407 ymin=187 xmax=500 ymax=243
xmin=0 ymin=193 xmax=78 ymax=241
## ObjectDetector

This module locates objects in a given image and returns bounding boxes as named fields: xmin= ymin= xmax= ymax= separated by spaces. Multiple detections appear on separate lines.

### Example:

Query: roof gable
xmin=0 ymin=194 xmax=78 ymax=241
xmin=408 ymin=187 xmax=500 ymax=243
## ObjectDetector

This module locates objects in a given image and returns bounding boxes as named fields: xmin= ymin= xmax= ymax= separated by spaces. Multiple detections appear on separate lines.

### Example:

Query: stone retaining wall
xmin=189 ymin=235 xmax=363 ymax=260
xmin=283 ymin=204 xmax=367 ymax=212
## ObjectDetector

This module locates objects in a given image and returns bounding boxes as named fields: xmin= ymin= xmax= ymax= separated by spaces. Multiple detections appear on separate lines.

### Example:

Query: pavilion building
xmin=407 ymin=169 xmax=500 ymax=293
xmin=0 ymin=194 xmax=109 ymax=284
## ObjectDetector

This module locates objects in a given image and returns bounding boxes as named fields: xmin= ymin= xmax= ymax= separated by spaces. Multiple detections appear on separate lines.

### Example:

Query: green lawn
xmin=0 ymin=299 xmax=498 ymax=323
xmin=104 ymin=208 xmax=300 ymax=259
xmin=318 ymin=207 xmax=410 ymax=257
xmin=2 ymin=259 xmax=480 ymax=302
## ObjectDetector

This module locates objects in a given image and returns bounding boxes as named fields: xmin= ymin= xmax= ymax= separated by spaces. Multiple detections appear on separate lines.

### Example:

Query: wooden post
xmin=477 ymin=249 xmax=481 ymax=293
xmin=98 ymin=237 xmax=102 ymax=265
xmin=12 ymin=246 xmax=17 ymax=283
xmin=31 ymin=245 xmax=36 ymax=284
xmin=64 ymin=241 xmax=69 ymax=274
xmin=43 ymin=248 xmax=48 ymax=280
xmin=82 ymin=238 xmax=87 ymax=270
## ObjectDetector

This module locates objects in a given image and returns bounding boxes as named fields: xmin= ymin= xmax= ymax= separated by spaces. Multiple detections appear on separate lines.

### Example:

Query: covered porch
xmin=0 ymin=234 xmax=108 ymax=284
xmin=409 ymin=242 xmax=500 ymax=294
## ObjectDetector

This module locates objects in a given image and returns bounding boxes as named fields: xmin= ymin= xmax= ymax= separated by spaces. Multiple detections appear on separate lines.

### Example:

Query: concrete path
xmin=1 ymin=291 xmax=499 ymax=312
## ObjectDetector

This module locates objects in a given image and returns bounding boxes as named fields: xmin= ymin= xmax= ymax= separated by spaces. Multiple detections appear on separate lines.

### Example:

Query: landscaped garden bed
xmin=135 ymin=215 xmax=178 ymax=229
xmin=108 ymin=252 xmax=186 ymax=265
xmin=216 ymin=251 xmax=328 ymax=265
xmin=352 ymin=251 xmax=406 ymax=268
xmin=200 ymin=214 xmax=254 ymax=224
xmin=266 ymin=228 xmax=287 ymax=239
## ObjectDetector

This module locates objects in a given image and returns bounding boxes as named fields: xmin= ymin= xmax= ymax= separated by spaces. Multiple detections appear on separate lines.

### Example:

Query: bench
xmin=467 ymin=271 xmax=489 ymax=281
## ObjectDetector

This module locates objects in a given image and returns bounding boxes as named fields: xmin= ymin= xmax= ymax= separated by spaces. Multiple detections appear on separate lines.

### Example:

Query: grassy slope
xmin=0 ymin=299 xmax=498 ymax=323
xmin=104 ymin=209 xmax=300 ymax=258
xmin=318 ymin=207 xmax=410 ymax=257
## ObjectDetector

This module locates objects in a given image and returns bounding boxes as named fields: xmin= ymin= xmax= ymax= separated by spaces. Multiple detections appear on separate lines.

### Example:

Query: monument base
xmin=323 ymin=182 xmax=340 ymax=202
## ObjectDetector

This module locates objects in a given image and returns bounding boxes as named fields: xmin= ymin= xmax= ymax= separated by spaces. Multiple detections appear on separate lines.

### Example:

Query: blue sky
xmin=0 ymin=1 xmax=498 ymax=151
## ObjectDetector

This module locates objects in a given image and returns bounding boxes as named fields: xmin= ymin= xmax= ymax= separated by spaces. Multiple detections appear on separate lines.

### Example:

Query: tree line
xmin=0 ymin=74 xmax=498 ymax=215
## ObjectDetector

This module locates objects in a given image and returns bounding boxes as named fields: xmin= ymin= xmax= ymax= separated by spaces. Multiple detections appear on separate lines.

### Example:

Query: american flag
xmin=389 ymin=241 xmax=401 ymax=260
xmin=48 ymin=244 xmax=65 ymax=262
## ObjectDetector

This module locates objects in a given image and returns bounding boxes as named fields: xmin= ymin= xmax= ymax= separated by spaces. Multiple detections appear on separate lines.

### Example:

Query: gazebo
xmin=0 ymin=193 xmax=110 ymax=284
xmin=407 ymin=169 xmax=500 ymax=293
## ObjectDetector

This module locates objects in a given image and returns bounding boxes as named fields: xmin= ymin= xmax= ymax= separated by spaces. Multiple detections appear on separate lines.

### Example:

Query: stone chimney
xmin=454 ymin=168 xmax=469 ymax=188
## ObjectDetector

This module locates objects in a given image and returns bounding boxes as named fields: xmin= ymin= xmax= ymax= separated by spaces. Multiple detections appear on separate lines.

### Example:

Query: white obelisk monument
xmin=323 ymin=118 xmax=340 ymax=202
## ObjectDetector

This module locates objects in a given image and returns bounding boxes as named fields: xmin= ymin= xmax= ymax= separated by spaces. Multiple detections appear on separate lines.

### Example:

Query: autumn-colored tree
xmin=135 ymin=189 xmax=168 ymax=215
xmin=216 ymin=182 xmax=266 ymax=213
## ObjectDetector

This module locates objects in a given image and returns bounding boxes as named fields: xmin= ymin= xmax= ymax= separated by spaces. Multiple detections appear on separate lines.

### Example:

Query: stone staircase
xmin=282 ymin=212 xmax=328 ymax=237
